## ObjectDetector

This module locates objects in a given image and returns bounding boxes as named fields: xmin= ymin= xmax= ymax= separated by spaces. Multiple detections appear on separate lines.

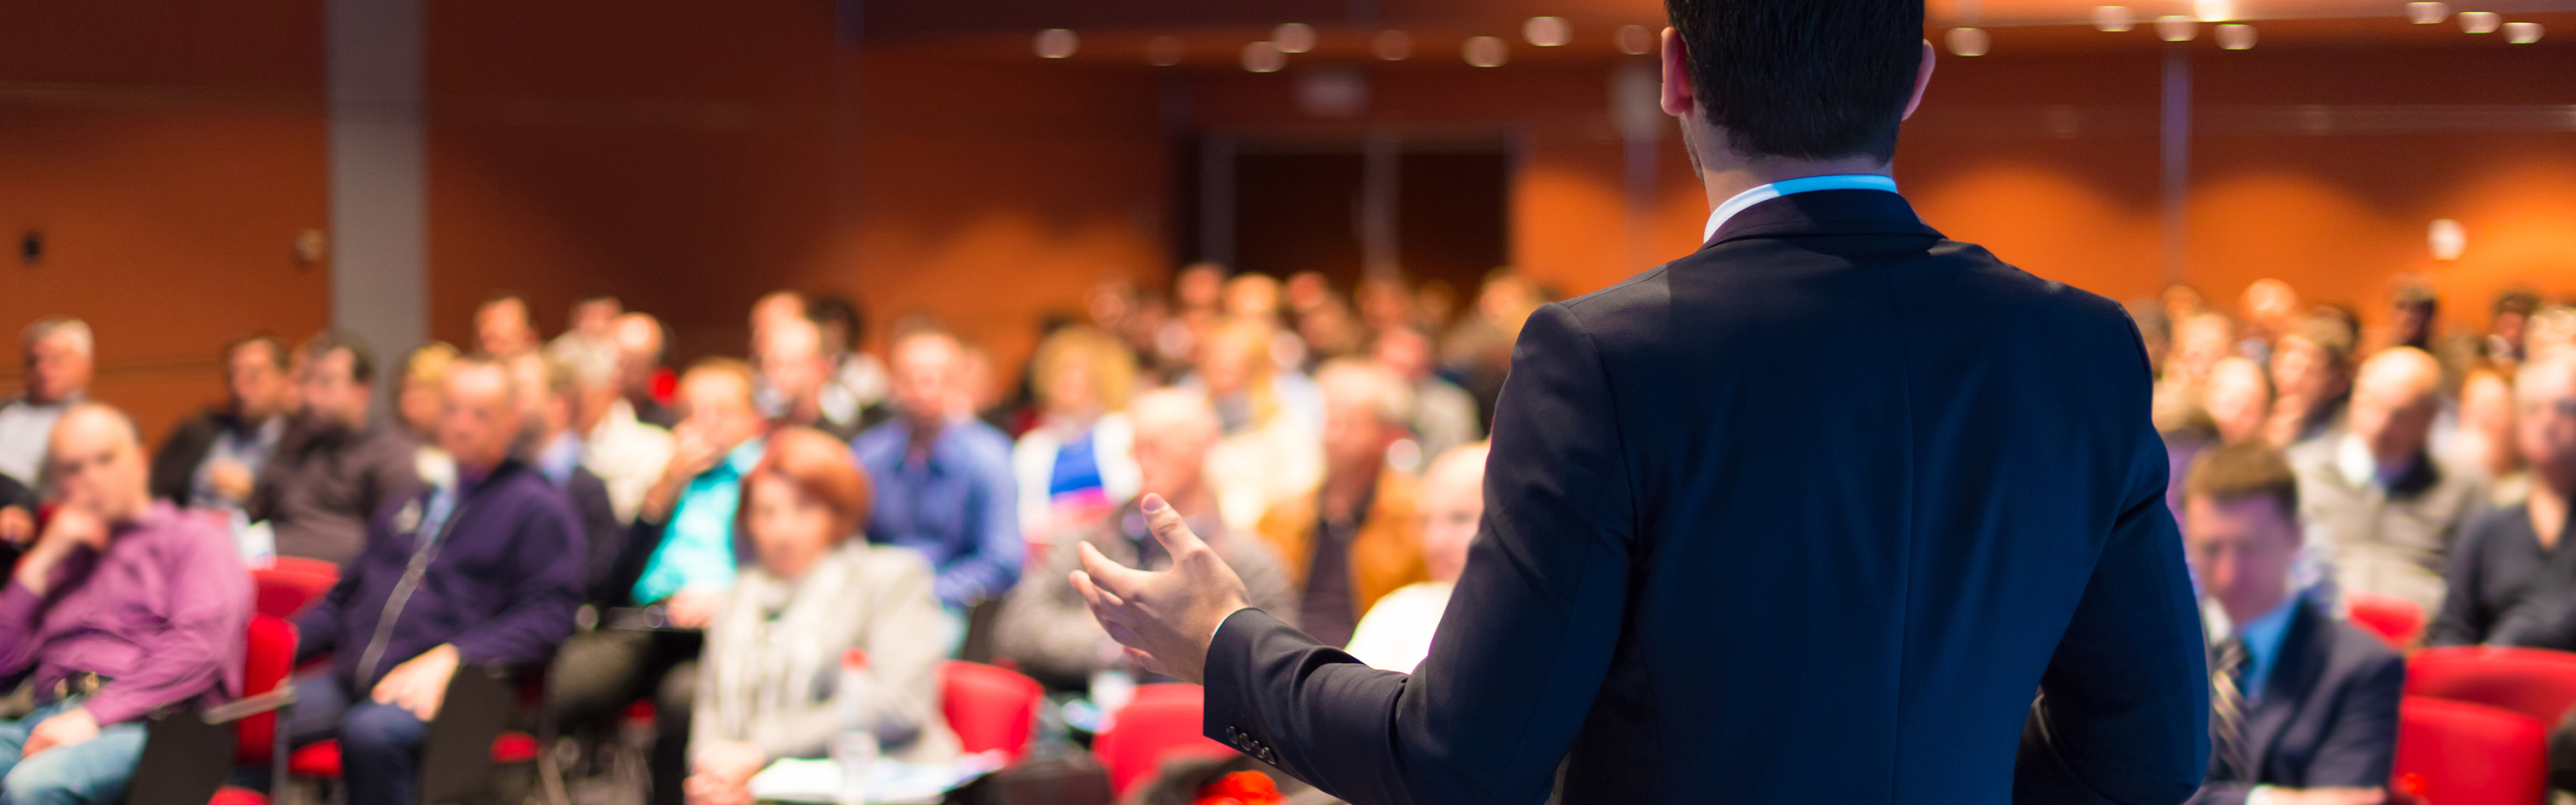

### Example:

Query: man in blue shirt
xmin=547 ymin=358 xmax=767 ymax=805
xmin=853 ymin=328 xmax=1022 ymax=633
xmin=2180 ymin=442 xmax=2404 ymax=805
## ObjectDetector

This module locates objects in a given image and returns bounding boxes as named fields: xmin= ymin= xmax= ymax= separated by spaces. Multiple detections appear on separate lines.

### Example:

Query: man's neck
xmin=1691 ymin=140 xmax=1896 ymax=212
xmin=2222 ymin=592 xmax=2293 ymax=636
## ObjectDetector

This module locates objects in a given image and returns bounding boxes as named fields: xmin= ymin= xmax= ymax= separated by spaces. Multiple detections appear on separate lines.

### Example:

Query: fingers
xmin=1138 ymin=494 xmax=1210 ymax=556
xmin=1069 ymin=570 xmax=1124 ymax=609
xmin=1075 ymin=541 xmax=1150 ymax=597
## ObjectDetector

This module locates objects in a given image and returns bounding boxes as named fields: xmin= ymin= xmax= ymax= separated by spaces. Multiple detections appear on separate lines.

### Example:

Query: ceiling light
xmin=2194 ymin=0 xmax=2235 ymax=22
xmin=1373 ymin=30 xmax=1413 ymax=60
xmin=1463 ymin=36 xmax=1509 ymax=67
xmin=1525 ymin=17 xmax=1572 ymax=47
xmin=2216 ymin=23 xmax=2257 ymax=49
xmin=2157 ymin=15 xmax=2198 ymax=41
xmin=1145 ymin=36 xmax=1184 ymax=66
xmin=2094 ymin=5 xmax=2135 ymax=32
xmin=1242 ymin=41 xmax=1286 ymax=72
xmin=1615 ymin=24 xmax=1655 ymax=54
xmin=2459 ymin=11 xmax=2502 ymax=32
xmin=1034 ymin=29 xmax=1078 ymax=59
xmin=1946 ymin=28 xmax=1990 ymax=56
xmin=2429 ymin=219 xmax=2466 ymax=261
xmin=1273 ymin=23 xmax=1316 ymax=53
xmin=2406 ymin=2 xmax=2451 ymax=23
xmin=2505 ymin=21 xmax=2544 ymax=42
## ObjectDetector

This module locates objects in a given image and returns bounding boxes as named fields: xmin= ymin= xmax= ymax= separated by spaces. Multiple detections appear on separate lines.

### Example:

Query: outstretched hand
xmin=1072 ymin=494 xmax=1252 ymax=685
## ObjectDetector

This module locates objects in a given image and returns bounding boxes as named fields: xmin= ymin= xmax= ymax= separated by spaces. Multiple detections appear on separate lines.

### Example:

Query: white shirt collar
xmin=1701 ymin=174 xmax=1901 ymax=244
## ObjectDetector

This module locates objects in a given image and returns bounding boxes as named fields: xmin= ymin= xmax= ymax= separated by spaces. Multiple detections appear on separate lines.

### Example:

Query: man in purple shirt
xmin=0 ymin=402 xmax=252 ymax=805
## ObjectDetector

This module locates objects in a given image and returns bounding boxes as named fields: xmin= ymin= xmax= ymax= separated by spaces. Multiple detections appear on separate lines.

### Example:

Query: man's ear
xmin=1900 ymin=40 xmax=1937 ymax=121
xmin=1659 ymin=27 xmax=1695 ymax=118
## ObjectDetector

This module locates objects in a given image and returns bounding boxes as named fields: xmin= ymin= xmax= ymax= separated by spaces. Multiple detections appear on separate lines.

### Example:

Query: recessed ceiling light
xmin=2156 ymin=15 xmax=2198 ymax=41
xmin=2194 ymin=0 xmax=2235 ymax=22
xmin=2094 ymin=5 xmax=2135 ymax=32
xmin=1273 ymin=23 xmax=1316 ymax=54
xmin=2406 ymin=1 xmax=2451 ymax=23
xmin=1146 ymin=36 xmax=1184 ymax=66
xmin=1463 ymin=36 xmax=1508 ymax=67
xmin=2216 ymin=23 xmax=2257 ymax=49
xmin=1615 ymin=24 xmax=1655 ymax=54
xmin=2459 ymin=11 xmax=2502 ymax=33
xmin=1373 ymin=30 xmax=1413 ymax=60
xmin=2504 ymin=21 xmax=2544 ymax=42
xmin=1242 ymin=41 xmax=1286 ymax=72
xmin=1034 ymin=29 xmax=1078 ymax=59
xmin=1525 ymin=17 xmax=1572 ymax=47
xmin=1946 ymin=28 xmax=1990 ymax=56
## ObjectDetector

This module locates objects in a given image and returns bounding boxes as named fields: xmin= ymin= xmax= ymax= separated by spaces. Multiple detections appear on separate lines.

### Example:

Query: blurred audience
xmin=248 ymin=331 xmax=421 ymax=564
xmin=806 ymin=294 xmax=891 ymax=431
xmin=2451 ymin=364 xmax=2526 ymax=503
xmin=1346 ymin=441 xmax=1487 ymax=673
xmin=2389 ymin=282 xmax=2439 ymax=352
xmin=2181 ymin=442 xmax=2402 ymax=805
xmin=1371 ymin=325 xmax=1482 ymax=462
xmin=546 ymin=294 xmax=621 ymax=364
xmin=2430 ymin=354 xmax=2575 ymax=647
xmin=0 ymin=317 xmax=93 ymax=488
xmin=566 ymin=335 xmax=674 ymax=524
xmin=149 ymin=335 xmax=295 ymax=522
xmin=287 ymin=356 xmax=582 ymax=805
xmin=2262 ymin=315 xmax=2357 ymax=449
xmin=508 ymin=352 xmax=627 ymax=613
xmin=2203 ymin=357 xmax=2273 ymax=446
xmin=995 ymin=388 xmax=1293 ymax=692
xmin=0 ymin=402 xmax=251 ymax=805
xmin=1191 ymin=319 xmax=1323 ymax=533
xmin=614 ymin=313 xmax=679 ymax=429
xmin=1255 ymin=360 xmax=1427 ymax=649
xmin=682 ymin=428 xmax=957 ymax=805
xmin=1012 ymin=326 xmax=1141 ymax=541
xmin=2292 ymin=346 xmax=2487 ymax=614
xmin=396 ymin=342 xmax=460 ymax=490
xmin=855 ymin=329 xmax=1023 ymax=617
xmin=757 ymin=317 xmax=862 ymax=441
xmin=475 ymin=292 xmax=541 ymax=358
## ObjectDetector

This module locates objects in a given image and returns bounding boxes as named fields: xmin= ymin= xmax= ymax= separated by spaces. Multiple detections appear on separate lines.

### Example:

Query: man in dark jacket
xmin=149 ymin=334 xmax=296 ymax=517
xmin=248 ymin=331 xmax=421 ymax=564
xmin=288 ymin=355 xmax=584 ymax=805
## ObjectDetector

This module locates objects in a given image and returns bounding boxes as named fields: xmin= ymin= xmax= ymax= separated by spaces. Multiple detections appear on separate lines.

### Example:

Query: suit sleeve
xmin=1201 ymin=303 xmax=1637 ymax=805
xmin=2298 ymin=651 xmax=2405 ymax=789
xmin=2015 ymin=428 xmax=2212 ymax=805
xmin=448 ymin=501 xmax=582 ymax=667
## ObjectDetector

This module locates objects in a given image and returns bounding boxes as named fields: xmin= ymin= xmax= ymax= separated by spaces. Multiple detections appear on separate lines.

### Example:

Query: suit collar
xmin=2246 ymin=598 xmax=2332 ymax=773
xmin=1703 ymin=189 xmax=1942 ymax=248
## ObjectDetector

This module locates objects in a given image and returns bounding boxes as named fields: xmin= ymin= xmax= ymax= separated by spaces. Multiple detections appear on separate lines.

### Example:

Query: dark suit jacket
xmin=148 ymin=407 xmax=246 ymax=504
xmin=561 ymin=466 xmax=629 ymax=610
xmin=2187 ymin=600 xmax=2405 ymax=804
xmin=1201 ymin=190 xmax=2211 ymax=805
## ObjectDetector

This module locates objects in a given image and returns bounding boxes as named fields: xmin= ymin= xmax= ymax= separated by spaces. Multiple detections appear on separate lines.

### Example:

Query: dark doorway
xmin=1214 ymin=142 xmax=1509 ymax=297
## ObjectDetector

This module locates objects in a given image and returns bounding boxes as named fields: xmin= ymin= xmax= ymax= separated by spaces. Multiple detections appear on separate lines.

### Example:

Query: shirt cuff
xmin=2244 ymin=785 xmax=2277 ymax=805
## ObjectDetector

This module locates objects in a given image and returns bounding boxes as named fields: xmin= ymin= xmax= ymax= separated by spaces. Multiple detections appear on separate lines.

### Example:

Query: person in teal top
xmin=549 ymin=358 xmax=772 ymax=805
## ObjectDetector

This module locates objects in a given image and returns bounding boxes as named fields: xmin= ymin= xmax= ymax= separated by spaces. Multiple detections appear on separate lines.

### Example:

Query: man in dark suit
xmin=1065 ymin=1 xmax=2211 ymax=803
xmin=2179 ymin=443 xmax=2404 ymax=805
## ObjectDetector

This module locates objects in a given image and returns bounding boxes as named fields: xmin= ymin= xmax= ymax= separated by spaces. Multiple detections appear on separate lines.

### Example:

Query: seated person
xmin=2290 ymin=347 xmax=2487 ymax=615
xmin=2430 ymin=354 xmax=2575 ymax=647
xmin=854 ymin=328 xmax=1022 ymax=616
xmin=0 ymin=403 xmax=252 ymax=805
xmin=2181 ymin=442 xmax=2403 ymax=805
xmin=250 ymin=331 xmax=422 ymax=565
xmin=289 ymin=356 xmax=584 ymax=805
xmin=551 ymin=358 xmax=766 ymax=805
xmin=1346 ymin=442 xmax=1487 ymax=673
xmin=1256 ymin=360 xmax=1427 ymax=649
xmin=994 ymin=388 xmax=1293 ymax=692
xmin=680 ymin=428 xmax=957 ymax=805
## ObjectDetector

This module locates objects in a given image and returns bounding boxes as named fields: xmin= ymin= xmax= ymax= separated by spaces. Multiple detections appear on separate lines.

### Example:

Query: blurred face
xmin=1042 ymin=359 xmax=1098 ymax=417
xmin=508 ymin=354 xmax=572 ymax=441
xmin=2184 ymin=494 xmax=2301 ymax=624
xmin=2349 ymin=353 xmax=2441 ymax=465
xmin=2204 ymin=359 xmax=2271 ymax=445
xmin=46 ymin=409 xmax=148 ymax=521
xmin=890 ymin=335 xmax=961 ymax=427
xmin=476 ymin=300 xmax=536 ymax=356
xmin=2520 ymin=366 xmax=2576 ymax=485
xmin=759 ymin=325 xmax=827 ymax=409
xmin=1176 ymin=266 xmax=1224 ymax=311
xmin=300 ymin=348 xmax=372 ymax=430
xmin=2269 ymin=335 xmax=2336 ymax=405
xmin=1198 ymin=329 xmax=1261 ymax=397
xmin=1321 ymin=382 xmax=1395 ymax=477
xmin=1132 ymin=411 xmax=1214 ymax=500
xmin=1373 ymin=329 xmax=1432 ymax=382
xmin=677 ymin=372 xmax=763 ymax=453
xmin=2459 ymin=373 xmax=2517 ymax=473
xmin=613 ymin=315 xmax=664 ymax=390
xmin=227 ymin=342 xmax=292 ymax=422
xmin=439 ymin=364 xmax=522 ymax=474
xmin=2393 ymin=301 xmax=2436 ymax=344
xmin=24 ymin=332 xmax=91 ymax=404
xmin=749 ymin=294 xmax=804 ymax=340
xmin=570 ymin=299 xmax=620 ymax=340
xmin=1224 ymin=276 xmax=1281 ymax=320
xmin=744 ymin=474 xmax=839 ymax=580
xmin=2171 ymin=315 xmax=2234 ymax=385
xmin=1416 ymin=450 xmax=1485 ymax=582
xmin=2241 ymin=280 xmax=2298 ymax=337
xmin=398 ymin=374 xmax=443 ymax=439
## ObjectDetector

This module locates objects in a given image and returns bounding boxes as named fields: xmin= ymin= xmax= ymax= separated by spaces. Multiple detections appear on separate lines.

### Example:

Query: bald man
xmin=1346 ymin=442 xmax=1489 ymax=673
xmin=994 ymin=388 xmax=1293 ymax=692
xmin=2293 ymin=347 xmax=2489 ymax=614
xmin=0 ymin=403 xmax=251 ymax=805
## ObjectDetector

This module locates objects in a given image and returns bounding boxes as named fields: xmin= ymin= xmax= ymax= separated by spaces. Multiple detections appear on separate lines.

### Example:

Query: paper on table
xmin=747 ymin=751 xmax=1008 ymax=804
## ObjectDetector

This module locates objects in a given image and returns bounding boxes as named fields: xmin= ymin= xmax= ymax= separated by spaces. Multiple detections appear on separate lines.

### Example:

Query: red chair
xmin=252 ymin=567 xmax=338 ymax=620
xmin=2345 ymin=592 xmax=2426 ymax=650
xmin=1093 ymin=684 xmax=1236 ymax=798
xmin=2393 ymin=696 xmax=2548 ymax=805
xmin=266 ymin=556 xmax=342 ymax=579
xmin=941 ymin=661 xmax=1044 ymax=761
xmin=126 ymin=614 xmax=299 ymax=805
xmin=2408 ymin=645 xmax=2576 ymax=729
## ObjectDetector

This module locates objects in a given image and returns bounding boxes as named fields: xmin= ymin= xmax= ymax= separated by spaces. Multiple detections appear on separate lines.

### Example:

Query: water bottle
xmin=833 ymin=649 xmax=877 ymax=805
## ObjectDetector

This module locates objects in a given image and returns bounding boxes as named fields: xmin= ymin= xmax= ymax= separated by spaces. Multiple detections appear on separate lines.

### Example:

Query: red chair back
xmin=265 ymin=556 xmax=341 ymax=579
xmin=1093 ymin=684 xmax=1234 ymax=798
xmin=2394 ymin=696 xmax=2547 ymax=805
xmin=939 ymin=661 xmax=1043 ymax=761
xmin=2345 ymin=592 xmax=2425 ymax=650
xmin=252 ymin=568 xmax=337 ymax=620
xmin=2408 ymin=646 xmax=2576 ymax=728
xmin=238 ymin=614 xmax=297 ymax=765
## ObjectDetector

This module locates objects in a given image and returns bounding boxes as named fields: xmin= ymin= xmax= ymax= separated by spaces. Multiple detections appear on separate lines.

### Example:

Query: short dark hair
xmin=226 ymin=333 xmax=289 ymax=372
xmin=301 ymin=329 xmax=377 ymax=384
xmin=806 ymin=295 xmax=864 ymax=350
xmin=2183 ymin=441 xmax=2301 ymax=524
xmin=2497 ymin=288 xmax=2542 ymax=319
xmin=1666 ymin=0 xmax=1925 ymax=162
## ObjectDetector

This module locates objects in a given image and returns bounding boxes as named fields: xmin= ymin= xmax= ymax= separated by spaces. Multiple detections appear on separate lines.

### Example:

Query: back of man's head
xmin=1666 ymin=0 xmax=1925 ymax=162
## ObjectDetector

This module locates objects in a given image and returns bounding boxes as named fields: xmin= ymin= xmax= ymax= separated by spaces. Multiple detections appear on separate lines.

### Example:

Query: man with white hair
xmin=1256 ymin=359 xmax=1428 ymax=649
xmin=993 ymin=388 xmax=1294 ymax=691
xmin=0 ymin=318 xmax=95 ymax=487
xmin=2294 ymin=346 xmax=2488 ymax=613
xmin=564 ymin=336 xmax=673 ymax=524
xmin=1346 ymin=442 xmax=1489 ymax=673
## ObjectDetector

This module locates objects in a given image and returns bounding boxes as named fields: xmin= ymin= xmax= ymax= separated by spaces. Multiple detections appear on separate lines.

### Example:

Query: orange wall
xmin=0 ymin=1 xmax=329 ymax=442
